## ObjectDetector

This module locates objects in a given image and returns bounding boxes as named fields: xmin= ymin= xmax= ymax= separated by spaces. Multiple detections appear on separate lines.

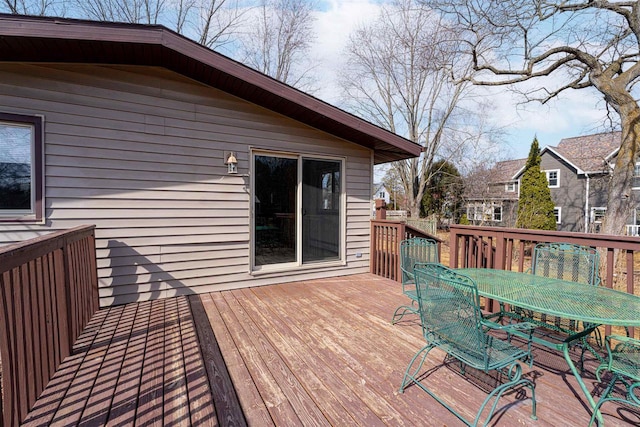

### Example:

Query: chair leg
xmin=391 ymin=300 xmax=419 ymax=324
xmin=474 ymin=362 xmax=537 ymax=426
xmin=399 ymin=343 xmax=433 ymax=393
xmin=588 ymin=373 xmax=621 ymax=426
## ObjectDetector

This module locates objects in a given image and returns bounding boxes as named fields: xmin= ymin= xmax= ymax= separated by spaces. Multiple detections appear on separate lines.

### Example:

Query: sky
xmin=308 ymin=0 xmax=615 ymax=162
xmin=1 ymin=0 xmax=616 ymax=163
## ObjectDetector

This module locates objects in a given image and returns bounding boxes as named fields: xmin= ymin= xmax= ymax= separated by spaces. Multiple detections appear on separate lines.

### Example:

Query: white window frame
xmin=474 ymin=205 xmax=483 ymax=221
xmin=545 ymin=169 xmax=560 ymax=188
xmin=633 ymin=162 xmax=640 ymax=189
xmin=591 ymin=207 xmax=606 ymax=223
xmin=505 ymin=182 xmax=516 ymax=192
xmin=553 ymin=207 xmax=561 ymax=224
xmin=492 ymin=204 xmax=502 ymax=222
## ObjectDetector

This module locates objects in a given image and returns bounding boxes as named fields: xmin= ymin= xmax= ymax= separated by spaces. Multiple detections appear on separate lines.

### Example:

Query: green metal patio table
xmin=458 ymin=268 xmax=640 ymax=425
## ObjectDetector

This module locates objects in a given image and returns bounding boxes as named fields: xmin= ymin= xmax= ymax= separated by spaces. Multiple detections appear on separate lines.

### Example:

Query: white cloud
xmin=307 ymin=0 xmax=616 ymax=164
xmin=310 ymin=0 xmax=382 ymax=103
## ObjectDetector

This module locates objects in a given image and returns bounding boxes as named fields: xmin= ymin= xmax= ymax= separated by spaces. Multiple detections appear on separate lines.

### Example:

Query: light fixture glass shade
xmin=226 ymin=152 xmax=238 ymax=174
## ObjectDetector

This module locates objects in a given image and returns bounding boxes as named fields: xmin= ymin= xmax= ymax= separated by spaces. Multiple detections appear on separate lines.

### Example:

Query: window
xmin=591 ymin=207 xmax=606 ymax=223
xmin=492 ymin=205 xmax=502 ymax=222
xmin=252 ymin=152 xmax=343 ymax=270
xmin=378 ymin=191 xmax=386 ymax=199
xmin=635 ymin=162 xmax=640 ymax=178
xmin=553 ymin=207 xmax=561 ymax=224
xmin=467 ymin=203 xmax=501 ymax=222
xmin=0 ymin=113 xmax=43 ymax=222
xmin=466 ymin=205 xmax=482 ymax=221
xmin=505 ymin=182 xmax=516 ymax=192
xmin=633 ymin=162 xmax=640 ymax=189
xmin=545 ymin=169 xmax=560 ymax=188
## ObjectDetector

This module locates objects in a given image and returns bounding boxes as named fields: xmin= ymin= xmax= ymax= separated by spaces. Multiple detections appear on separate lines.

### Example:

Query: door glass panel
xmin=254 ymin=155 xmax=297 ymax=266
xmin=302 ymin=158 xmax=341 ymax=263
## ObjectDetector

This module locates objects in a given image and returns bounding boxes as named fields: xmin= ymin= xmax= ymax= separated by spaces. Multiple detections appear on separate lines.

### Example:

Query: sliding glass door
xmin=253 ymin=153 xmax=342 ymax=269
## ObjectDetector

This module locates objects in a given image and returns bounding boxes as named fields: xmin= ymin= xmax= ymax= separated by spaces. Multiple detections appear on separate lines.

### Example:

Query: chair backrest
xmin=532 ymin=242 xmax=600 ymax=286
xmin=414 ymin=263 xmax=485 ymax=361
xmin=400 ymin=238 xmax=439 ymax=282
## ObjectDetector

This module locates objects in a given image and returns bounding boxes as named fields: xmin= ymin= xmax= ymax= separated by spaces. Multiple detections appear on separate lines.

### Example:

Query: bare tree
xmin=74 ymin=0 xmax=165 ymax=23
xmin=191 ymin=0 xmax=245 ymax=49
xmin=427 ymin=0 xmax=640 ymax=236
xmin=237 ymin=0 xmax=316 ymax=88
xmin=340 ymin=0 xmax=489 ymax=218
xmin=1 ymin=0 xmax=66 ymax=15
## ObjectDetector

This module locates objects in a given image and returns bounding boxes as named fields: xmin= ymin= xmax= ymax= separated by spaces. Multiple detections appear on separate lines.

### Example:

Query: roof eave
xmin=0 ymin=14 xmax=421 ymax=164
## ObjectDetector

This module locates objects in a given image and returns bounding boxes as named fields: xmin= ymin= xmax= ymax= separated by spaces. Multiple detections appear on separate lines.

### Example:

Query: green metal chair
xmin=492 ymin=242 xmax=603 ymax=367
xmin=400 ymin=263 xmax=537 ymax=426
xmin=531 ymin=242 xmax=600 ymax=286
xmin=589 ymin=335 xmax=640 ymax=426
xmin=391 ymin=237 xmax=439 ymax=324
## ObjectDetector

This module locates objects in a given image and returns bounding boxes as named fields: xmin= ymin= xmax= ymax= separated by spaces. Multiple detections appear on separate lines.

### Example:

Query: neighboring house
xmin=372 ymin=183 xmax=391 ymax=204
xmin=0 ymin=15 xmax=421 ymax=306
xmin=466 ymin=131 xmax=640 ymax=235
xmin=464 ymin=158 xmax=525 ymax=227
xmin=371 ymin=182 xmax=391 ymax=217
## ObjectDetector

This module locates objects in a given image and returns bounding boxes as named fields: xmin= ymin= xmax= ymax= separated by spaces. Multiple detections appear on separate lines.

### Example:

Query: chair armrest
xmin=607 ymin=334 xmax=640 ymax=354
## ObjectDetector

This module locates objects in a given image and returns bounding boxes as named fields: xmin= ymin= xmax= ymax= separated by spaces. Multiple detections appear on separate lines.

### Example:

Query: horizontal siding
xmin=0 ymin=63 xmax=374 ymax=306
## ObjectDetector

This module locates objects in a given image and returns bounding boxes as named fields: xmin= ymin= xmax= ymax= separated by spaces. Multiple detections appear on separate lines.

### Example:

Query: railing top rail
xmin=449 ymin=224 xmax=640 ymax=251
xmin=0 ymin=224 xmax=96 ymax=274
xmin=371 ymin=219 xmax=443 ymax=243
xmin=404 ymin=224 xmax=442 ymax=243
xmin=371 ymin=219 xmax=405 ymax=225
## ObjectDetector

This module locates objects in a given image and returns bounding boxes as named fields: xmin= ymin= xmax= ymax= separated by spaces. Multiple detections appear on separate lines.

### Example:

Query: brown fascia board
xmin=0 ymin=14 xmax=421 ymax=164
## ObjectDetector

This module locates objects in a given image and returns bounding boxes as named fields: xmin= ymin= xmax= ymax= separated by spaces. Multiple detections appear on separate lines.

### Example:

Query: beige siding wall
xmin=0 ymin=63 xmax=374 ymax=306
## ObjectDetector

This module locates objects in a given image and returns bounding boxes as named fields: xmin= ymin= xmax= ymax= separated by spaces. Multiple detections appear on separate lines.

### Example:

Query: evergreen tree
xmin=516 ymin=138 xmax=557 ymax=230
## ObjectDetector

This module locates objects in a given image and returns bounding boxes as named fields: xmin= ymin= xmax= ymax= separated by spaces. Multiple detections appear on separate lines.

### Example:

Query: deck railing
xmin=370 ymin=219 xmax=442 ymax=281
xmin=0 ymin=225 xmax=99 ymax=427
xmin=626 ymin=224 xmax=640 ymax=236
xmin=449 ymin=224 xmax=640 ymax=338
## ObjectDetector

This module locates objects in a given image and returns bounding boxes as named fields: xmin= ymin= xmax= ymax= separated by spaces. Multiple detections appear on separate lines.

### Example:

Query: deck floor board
xmin=22 ymin=273 xmax=639 ymax=426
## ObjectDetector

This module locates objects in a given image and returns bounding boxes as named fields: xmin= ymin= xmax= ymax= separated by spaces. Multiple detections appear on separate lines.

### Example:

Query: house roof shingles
xmin=0 ymin=14 xmax=422 ymax=164
xmin=551 ymin=131 xmax=620 ymax=173
xmin=492 ymin=158 xmax=526 ymax=183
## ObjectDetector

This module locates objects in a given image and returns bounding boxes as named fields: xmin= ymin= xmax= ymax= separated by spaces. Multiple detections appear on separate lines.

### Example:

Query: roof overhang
xmin=0 ymin=14 xmax=422 ymax=164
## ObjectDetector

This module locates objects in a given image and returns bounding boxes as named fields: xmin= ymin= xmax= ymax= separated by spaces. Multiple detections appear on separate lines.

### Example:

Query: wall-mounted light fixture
xmin=225 ymin=151 xmax=238 ymax=174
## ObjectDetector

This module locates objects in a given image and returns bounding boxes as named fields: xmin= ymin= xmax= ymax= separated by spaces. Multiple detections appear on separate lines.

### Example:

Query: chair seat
xmin=610 ymin=348 xmax=640 ymax=381
xmin=435 ymin=335 xmax=531 ymax=372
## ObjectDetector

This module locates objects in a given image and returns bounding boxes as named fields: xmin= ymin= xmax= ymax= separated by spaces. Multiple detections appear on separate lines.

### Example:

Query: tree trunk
xmin=601 ymin=106 xmax=640 ymax=236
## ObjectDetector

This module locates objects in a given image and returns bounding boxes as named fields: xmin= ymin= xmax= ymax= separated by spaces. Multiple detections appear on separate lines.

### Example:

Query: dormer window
xmin=505 ymin=182 xmax=516 ymax=192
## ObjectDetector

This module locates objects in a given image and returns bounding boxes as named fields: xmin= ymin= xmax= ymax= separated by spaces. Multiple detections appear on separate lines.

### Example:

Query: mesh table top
xmin=458 ymin=268 xmax=640 ymax=327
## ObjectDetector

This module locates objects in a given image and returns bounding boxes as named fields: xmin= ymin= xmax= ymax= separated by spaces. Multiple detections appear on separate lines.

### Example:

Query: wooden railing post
xmin=449 ymin=229 xmax=458 ymax=268
xmin=375 ymin=199 xmax=386 ymax=220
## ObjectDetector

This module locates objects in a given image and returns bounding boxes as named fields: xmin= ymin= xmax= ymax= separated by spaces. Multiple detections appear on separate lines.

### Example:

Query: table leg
xmin=563 ymin=342 xmax=603 ymax=425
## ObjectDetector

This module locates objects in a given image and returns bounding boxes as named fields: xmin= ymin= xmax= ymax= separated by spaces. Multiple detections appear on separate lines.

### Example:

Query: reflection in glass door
xmin=302 ymin=159 xmax=341 ymax=263
xmin=254 ymin=155 xmax=297 ymax=266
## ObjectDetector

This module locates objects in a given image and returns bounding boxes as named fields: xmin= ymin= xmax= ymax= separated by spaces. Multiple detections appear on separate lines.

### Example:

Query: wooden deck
xmin=23 ymin=273 xmax=639 ymax=426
